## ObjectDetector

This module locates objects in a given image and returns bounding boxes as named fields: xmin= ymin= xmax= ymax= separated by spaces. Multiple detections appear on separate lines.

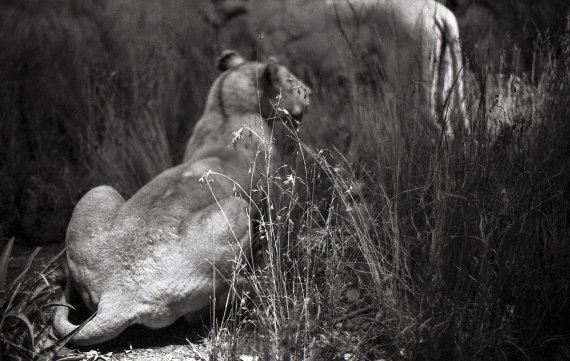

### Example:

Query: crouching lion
xmin=53 ymin=50 xmax=311 ymax=346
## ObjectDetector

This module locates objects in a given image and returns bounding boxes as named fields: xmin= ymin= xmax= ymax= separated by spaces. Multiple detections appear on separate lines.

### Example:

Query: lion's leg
xmin=65 ymin=185 xmax=125 ymax=307
xmin=181 ymin=196 xmax=251 ymax=325
xmin=54 ymin=186 xmax=126 ymax=344
xmin=445 ymin=15 xmax=468 ymax=133
xmin=434 ymin=5 xmax=466 ymax=136
xmin=54 ymin=292 xmax=136 ymax=346
xmin=181 ymin=285 xmax=237 ymax=324
xmin=66 ymin=185 xmax=125 ymax=255
xmin=54 ymin=186 xmax=127 ymax=345
xmin=182 ymin=235 xmax=250 ymax=326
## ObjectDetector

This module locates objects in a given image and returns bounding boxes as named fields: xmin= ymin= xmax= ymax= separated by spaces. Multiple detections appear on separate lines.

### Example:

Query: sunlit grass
xmin=0 ymin=238 xmax=66 ymax=360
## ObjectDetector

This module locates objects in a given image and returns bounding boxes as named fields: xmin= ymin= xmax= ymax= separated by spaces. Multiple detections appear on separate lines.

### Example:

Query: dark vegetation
xmin=0 ymin=0 xmax=222 ymax=244
xmin=1 ymin=0 xmax=569 ymax=360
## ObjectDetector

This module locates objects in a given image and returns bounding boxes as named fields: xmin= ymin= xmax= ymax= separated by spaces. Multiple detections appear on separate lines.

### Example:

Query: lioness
xmin=53 ymin=50 xmax=311 ymax=346
xmin=250 ymin=0 xmax=467 ymax=137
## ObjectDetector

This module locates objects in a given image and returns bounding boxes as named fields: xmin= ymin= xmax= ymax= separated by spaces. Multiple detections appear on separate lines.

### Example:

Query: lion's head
xmin=209 ymin=50 xmax=311 ymax=126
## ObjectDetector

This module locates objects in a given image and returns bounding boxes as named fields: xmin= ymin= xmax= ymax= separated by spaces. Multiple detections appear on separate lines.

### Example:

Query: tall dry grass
xmin=0 ymin=0 xmax=222 ymax=244
xmin=207 ymin=21 xmax=570 ymax=361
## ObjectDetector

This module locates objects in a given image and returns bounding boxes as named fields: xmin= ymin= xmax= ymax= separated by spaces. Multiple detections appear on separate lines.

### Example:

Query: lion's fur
xmin=253 ymin=0 xmax=467 ymax=136
xmin=328 ymin=0 xmax=467 ymax=135
xmin=53 ymin=51 xmax=310 ymax=346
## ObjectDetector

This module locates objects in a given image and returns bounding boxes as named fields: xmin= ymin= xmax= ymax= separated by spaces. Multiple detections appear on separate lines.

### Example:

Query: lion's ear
xmin=217 ymin=50 xmax=245 ymax=71
xmin=263 ymin=58 xmax=281 ymax=86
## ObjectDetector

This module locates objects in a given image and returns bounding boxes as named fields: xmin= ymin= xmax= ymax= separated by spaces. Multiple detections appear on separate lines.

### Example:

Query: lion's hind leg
xmin=55 ymin=185 xmax=126 ymax=345
xmin=65 ymin=185 xmax=125 ymax=256
xmin=53 ymin=291 xmax=136 ymax=346
xmin=180 ymin=196 xmax=251 ymax=326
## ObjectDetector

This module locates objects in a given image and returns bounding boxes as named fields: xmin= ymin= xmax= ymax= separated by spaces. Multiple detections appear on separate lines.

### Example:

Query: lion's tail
xmin=53 ymin=287 xmax=133 ymax=346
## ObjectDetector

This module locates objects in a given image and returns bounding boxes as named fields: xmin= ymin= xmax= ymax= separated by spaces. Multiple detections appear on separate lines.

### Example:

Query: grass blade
xmin=6 ymin=247 xmax=41 ymax=292
xmin=5 ymin=312 xmax=35 ymax=353
xmin=42 ymin=311 xmax=97 ymax=357
xmin=0 ymin=237 xmax=15 ymax=290
xmin=39 ymin=247 xmax=66 ymax=275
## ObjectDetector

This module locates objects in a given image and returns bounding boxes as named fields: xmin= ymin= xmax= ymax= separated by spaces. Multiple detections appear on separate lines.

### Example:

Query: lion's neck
xmin=183 ymin=65 xmax=296 ymax=190
xmin=204 ymin=67 xmax=262 ymax=119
